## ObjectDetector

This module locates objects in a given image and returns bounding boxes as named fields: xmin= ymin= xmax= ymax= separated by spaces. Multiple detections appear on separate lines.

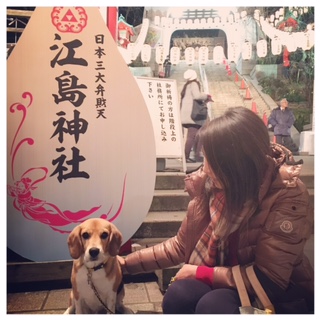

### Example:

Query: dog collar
xmin=87 ymin=262 xmax=105 ymax=272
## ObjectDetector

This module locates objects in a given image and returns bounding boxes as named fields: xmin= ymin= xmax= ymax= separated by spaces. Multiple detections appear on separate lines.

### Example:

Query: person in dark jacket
xmin=163 ymin=55 xmax=172 ymax=78
xmin=268 ymin=98 xmax=298 ymax=153
xmin=118 ymin=107 xmax=313 ymax=314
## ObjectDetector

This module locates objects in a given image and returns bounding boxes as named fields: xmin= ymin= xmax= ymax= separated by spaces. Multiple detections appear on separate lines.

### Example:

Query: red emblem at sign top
xmin=51 ymin=7 xmax=88 ymax=33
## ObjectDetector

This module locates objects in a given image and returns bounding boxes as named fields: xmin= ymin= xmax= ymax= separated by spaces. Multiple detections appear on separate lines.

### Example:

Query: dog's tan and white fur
xmin=64 ymin=218 xmax=132 ymax=314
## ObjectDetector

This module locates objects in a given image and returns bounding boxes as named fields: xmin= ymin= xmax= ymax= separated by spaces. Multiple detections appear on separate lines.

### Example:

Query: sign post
xmin=136 ymin=77 xmax=186 ymax=172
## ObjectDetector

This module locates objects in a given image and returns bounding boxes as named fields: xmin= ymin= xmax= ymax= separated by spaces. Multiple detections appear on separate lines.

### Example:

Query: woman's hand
xmin=117 ymin=255 xmax=128 ymax=274
xmin=174 ymin=264 xmax=197 ymax=281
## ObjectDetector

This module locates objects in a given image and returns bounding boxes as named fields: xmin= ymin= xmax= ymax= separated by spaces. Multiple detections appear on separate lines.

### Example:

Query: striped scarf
xmin=189 ymin=191 xmax=225 ymax=266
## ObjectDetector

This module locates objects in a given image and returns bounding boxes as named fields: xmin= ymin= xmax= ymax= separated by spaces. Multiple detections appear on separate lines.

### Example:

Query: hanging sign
xmin=7 ymin=7 xmax=156 ymax=262
xmin=135 ymin=77 xmax=184 ymax=159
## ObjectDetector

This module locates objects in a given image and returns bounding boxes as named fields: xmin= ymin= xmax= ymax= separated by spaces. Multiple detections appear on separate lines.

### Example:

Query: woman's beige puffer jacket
xmin=123 ymin=145 xmax=314 ymax=297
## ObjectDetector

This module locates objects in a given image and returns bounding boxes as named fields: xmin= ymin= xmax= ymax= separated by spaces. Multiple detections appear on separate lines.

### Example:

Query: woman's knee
xmin=162 ymin=279 xmax=211 ymax=314
xmin=195 ymin=288 xmax=241 ymax=314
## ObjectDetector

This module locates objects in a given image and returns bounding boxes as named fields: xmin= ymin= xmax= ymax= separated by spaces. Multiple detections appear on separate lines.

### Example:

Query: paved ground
xmin=7 ymin=278 xmax=165 ymax=314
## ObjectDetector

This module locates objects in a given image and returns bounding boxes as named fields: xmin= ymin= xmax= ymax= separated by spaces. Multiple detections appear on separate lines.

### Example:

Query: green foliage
xmin=259 ymin=77 xmax=308 ymax=102
xmin=258 ymin=46 xmax=314 ymax=106
xmin=292 ymin=108 xmax=312 ymax=132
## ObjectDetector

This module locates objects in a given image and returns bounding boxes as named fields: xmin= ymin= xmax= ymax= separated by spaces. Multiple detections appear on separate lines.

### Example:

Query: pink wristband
xmin=196 ymin=266 xmax=214 ymax=286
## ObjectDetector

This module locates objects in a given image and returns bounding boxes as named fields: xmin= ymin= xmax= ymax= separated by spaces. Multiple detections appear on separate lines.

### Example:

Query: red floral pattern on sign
xmin=51 ymin=7 xmax=88 ymax=33
xmin=7 ymin=92 xmax=126 ymax=234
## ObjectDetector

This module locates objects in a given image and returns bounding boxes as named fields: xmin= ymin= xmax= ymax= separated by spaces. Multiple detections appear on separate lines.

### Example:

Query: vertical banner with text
xmin=136 ymin=77 xmax=184 ymax=163
xmin=7 ymin=7 xmax=156 ymax=262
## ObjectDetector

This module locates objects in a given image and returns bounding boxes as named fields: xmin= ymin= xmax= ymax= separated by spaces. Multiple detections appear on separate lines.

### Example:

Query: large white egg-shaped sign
xmin=7 ymin=7 xmax=156 ymax=262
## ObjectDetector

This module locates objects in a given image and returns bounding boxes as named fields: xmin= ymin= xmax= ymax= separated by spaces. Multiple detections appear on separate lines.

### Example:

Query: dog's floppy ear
xmin=108 ymin=224 xmax=123 ymax=256
xmin=67 ymin=224 xmax=83 ymax=259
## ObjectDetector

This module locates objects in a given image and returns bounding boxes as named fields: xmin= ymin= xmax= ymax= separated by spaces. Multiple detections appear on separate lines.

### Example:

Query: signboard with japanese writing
xmin=135 ymin=77 xmax=184 ymax=159
xmin=7 ymin=7 xmax=156 ymax=262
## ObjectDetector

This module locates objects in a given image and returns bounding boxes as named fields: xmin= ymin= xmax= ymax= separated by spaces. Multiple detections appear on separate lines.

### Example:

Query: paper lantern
xmin=242 ymin=41 xmax=252 ymax=60
xmin=285 ymin=33 xmax=297 ymax=52
xmin=300 ymin=30 xmax=314 ymax=51
xmin=213 ymin=46 xmax=224 ymax=64
xmin=228 ymin=42 xmax=240 ymax=62
xmin=155 ymin=45 xmax=165 ymax=64
xmin=127 ymin=43 xmax=136 ymax=61
xmin=170 ymin=46 xmax=180 ymax=65
xmin=141 ymin=44 xmax=151 ymax=63
xmin=257 ymin=39 xmax=267 ymax=58
xmin=184 ymin=47 xmax=195 ymax=65
xmin=198 ymin=46 xmax=209 ymax=65
xmin=271 ymin=37 xmax=282 ymax=55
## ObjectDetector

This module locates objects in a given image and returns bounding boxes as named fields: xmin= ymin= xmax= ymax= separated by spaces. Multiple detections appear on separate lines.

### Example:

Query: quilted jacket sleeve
xmin=123 ymin=167 xmax=210 ymax=275
xmin=123 ymin=224 xmax=187 ymax=275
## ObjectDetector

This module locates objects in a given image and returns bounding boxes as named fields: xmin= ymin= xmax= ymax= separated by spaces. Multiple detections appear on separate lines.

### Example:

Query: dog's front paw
xmin=116 ymin=305 xmax=134 ymax=314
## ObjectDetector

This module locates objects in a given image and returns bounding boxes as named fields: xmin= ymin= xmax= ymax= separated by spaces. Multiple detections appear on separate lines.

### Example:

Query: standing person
xmin=268 ymin=98 xmax=298 ymax=153
xmin=163 ymin=55 xmax=172 ymax=78
xmin=180 ymin=69 xmax=212 ymax=163
xmin=118 ymin=107 xmax=313 ymax=314
xmin=282 ymin=46 xmax=290 ymax=79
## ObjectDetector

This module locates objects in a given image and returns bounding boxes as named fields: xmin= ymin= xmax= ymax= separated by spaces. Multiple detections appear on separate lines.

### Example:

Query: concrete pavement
xmin=7 ymin=277 xmax=165 ymax=314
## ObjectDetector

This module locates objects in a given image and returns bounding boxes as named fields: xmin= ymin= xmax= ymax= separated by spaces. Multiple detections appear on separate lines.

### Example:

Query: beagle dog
xmin=64 ymin=218 xmax=132 ymax=314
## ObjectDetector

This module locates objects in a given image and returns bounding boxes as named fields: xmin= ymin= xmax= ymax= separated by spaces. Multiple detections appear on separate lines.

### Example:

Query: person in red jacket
xmin=283 ymin=46 xmax=290 ymax=78
xmin=118 ymin=107 xmax=313 ymax=314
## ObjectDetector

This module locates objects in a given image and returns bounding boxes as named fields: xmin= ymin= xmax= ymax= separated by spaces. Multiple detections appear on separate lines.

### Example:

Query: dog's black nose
xmin=89 ymin=247 xmax=100 ymax=258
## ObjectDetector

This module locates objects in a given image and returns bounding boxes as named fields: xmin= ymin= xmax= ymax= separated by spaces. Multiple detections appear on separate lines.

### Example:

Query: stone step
xmin=132 ymin=211 xmax=186 ymax=238
xmin=150 ymin=189 xmax=189 ymax=211
xmin=155 ymin=167 xmax=314 ymax=190
xmin=155 ymin=172 xmax=186 ymax=190
xmin=150 ymin=186 xmax=313 ymax=214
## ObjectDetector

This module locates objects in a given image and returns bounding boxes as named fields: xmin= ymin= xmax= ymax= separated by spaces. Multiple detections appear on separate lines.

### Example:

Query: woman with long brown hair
xmin=119 ymin=107 xmax=313 ymax=314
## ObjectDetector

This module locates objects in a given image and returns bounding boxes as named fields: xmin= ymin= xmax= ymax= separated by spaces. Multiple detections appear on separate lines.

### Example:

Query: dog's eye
xmin=101 ymin=232 xmax=108 ymax=239
xmin=82 ymin=232 xmax=90 ymax=240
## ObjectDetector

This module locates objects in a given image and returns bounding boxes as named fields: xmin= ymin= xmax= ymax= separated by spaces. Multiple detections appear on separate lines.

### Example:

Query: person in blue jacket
xmin=268 ymin=98 xmax=298 ymax=153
